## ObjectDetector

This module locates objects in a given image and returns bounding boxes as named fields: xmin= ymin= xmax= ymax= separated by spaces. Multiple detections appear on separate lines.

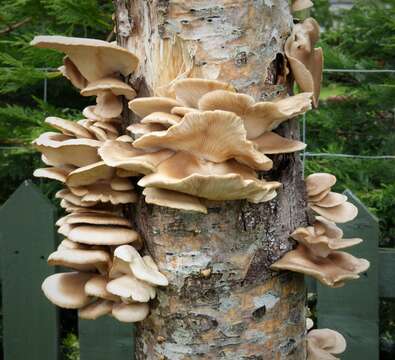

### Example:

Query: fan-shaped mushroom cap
xmin=271 ymin=245 xmax=370 ymax=287
xmin=99 ymin=140 xmax=174 ymax=175
xmin=79 ymin=299 xmax=113 ymax=320
xmin=59 ymin=56 xmax=87 ymax=89
xmin=313 ymin=192 xmax=347 ymax=208
xmin=82 ymin=105 xmax=121 ymax=123
xmin=198 ymin=91 xmax=312 ymax=138
xmin=128 ymin=97 xmax=181 ymax=118
xmin=112 ymin=302 xmax=150 ymax=323
xmin=110 ymin=177 xmax=133 ymax=191
xmin=92 ymin=121 xmax=119 ymax=135
xmin=171 ymin=106 xmax=200 ymax=117
xmin=308 ymin=188 xmax=331 ymax=203
xmin=173 ymin=78 xmax=235 ymax=108
xmin=307 ymin=329 xmax=346 ymax=360
xmin=292 ymin=0 xmax=314 ymax=12
xmin=310 ymin=202 xmax=358 ymax=223
xmin=106 ymin=275 xmax=156 ymax=303
xmin=68 ymin=225 xmax=140 ymax=246
xmin=253 ymin=132 xmax=306 ymax=154
xmin=84 ymin=275 xmax=119 ymax=301
xmin=314 ymin=216 xmax=343 ymax=239
xmin=65 ymin=212 xmax=131 ymax=227
xmin=127 ymin=123 xmax=167 ymax=138
xmin=33 ymin=132 xmax=101 ymax=167
xmin=134 ymin=110 xmax=272 ymax=171
xmin=33 ymin=166 xmax=73 ymax=183
xmin=66 ymin=161 xmax=115 ymax=187
xmin=81 ymin=77 xmax=136 ymax=99
xmin=285 ymin=18 xmax=323 ymax=107
xmin=76 ymin=183 xmax=138 ymax=205
xmin=138 ymin=152 xmax=280 ymax=203
xmin=114 ymin=245 xmax=168 ymax=286
xmin=141 ymin=112 xmax=181 ymax=127
xmin=31 ymin=36 xmax=138 ymax=81
xmin=60 ymin=200 xmax=119 ymax=215
xmin=305 ymin=173 xmax=337 ymax=196
xmin=56 ymin=189 xmax=97 ymax=207
xmin=291 ymin=226 xmax=362 ymax=258
xmin=47 ymin=247 xmax=111 ymax=273
xmin=45 ymin=117 xmax=94 ymax=139
xmin=143 ymin=188 xmax=208 ymax=214
xmin=57 ymin=238 xmax=87 ymax=250
xmin=41 ymin=272 xmax=93 ymax=309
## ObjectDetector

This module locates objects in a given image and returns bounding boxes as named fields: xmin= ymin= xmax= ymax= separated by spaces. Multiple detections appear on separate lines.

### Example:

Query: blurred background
xmin=0 ymin=0 xmax=393 ymax=359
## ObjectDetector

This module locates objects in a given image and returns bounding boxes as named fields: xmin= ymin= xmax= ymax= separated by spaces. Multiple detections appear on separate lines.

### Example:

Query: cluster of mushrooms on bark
xmin=29 ymin=1 xmax=368 ymax=358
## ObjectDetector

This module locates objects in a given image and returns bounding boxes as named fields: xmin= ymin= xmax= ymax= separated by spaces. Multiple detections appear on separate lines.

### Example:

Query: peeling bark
xmin=113 ymin=1 xmax=307 ymax=359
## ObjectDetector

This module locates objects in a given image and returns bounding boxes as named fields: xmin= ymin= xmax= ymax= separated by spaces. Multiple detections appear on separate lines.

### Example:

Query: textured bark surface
xmin=113 ymin=1 xmax=308 ymax=359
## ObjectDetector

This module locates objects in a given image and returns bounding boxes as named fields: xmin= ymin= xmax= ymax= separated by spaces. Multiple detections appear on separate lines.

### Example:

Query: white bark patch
xmin=253 ymin=292 xmax=279 ymax=311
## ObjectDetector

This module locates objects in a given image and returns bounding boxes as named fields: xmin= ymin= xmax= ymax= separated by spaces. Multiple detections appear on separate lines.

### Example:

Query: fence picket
xmin=0 ymin=181 xmax=59 ymax=360
xmin=316 ymin=190 xmax=379 ymax=360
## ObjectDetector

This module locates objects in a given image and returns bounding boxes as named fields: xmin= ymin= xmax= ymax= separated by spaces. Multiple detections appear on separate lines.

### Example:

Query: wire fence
xmin=1 ymin=68 xmax=394 ymax=171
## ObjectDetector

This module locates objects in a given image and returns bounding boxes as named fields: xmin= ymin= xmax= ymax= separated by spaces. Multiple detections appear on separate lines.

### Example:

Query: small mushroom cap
xmin=45 ymin=117 xmax=94 ymax=139
xmin=171 ymin=106 xmax=200 ymax=117
xmin=128 ymin=97 xmax=180 ymax=118
xmin=31 ymin=36 xmax=138 ymax=81
xmin=66 ymin=161 xmax=115 ymax=187
xmin=78 ymin=299 xmax=113 ymax=320
xmin=92 ymin=121 xmax=119 ymax=135
xmin=312 ymin=192 xmax=347 ymax=208
xmin=138 ymin=152 xmax=280 ymax=203
xmin=90 ymin=92 xmax=123 ymax=119
xmin=308 ymin=188 xmax=331 ymax=203
xmin=114 ymin=245 xmax=168 ymax=286
xmin=110 ymin=177 xmax=134 ymax=191
xmin=127 ymin=123 xmax=167 ymax=138
xmin=81 ymin=77 xmax=136 ymax=99
xmin=271 ymin=245 xmax=370 ymax=287
xmin=285 ymin=18 xmax=323 ymax=107
xmin=314 ymin=216 xmax=343 ymax=239
xmin=305 ymin=173 xmax=337 ymax=196
xmin=55 ymin=189 xmax=97 ymax=207
xmin=253 ymin=132 xmax=306 ymax=154
xmin=307 ymin=329 xmax=346 ymax=360
xmin=99 ymin=140 xmax=174 ymax=175
xmin=82 ymin=105 xmax=121 ymax=123
xmin=198 ymin=90 xmax=312 ymax=138
xmin=33 ymin=132 xmax=101 ymax=167
xmin=310 ymin=202 xmax=358 ymax=223
xmin=77 ymin=183 xmax=138 ymax=205
xmin=141 ymin=112 xmax=181 ymax=127
xmin=173 ymin=78 xmax=235 ymax=108
xmin=41 ymin=272 xmax=93 ymax=309
xmin=292 ymin=0 xmax=314 ymax=12
xmin=68 ymin=225 xmax=140 ymax=246
xmin=59 ymin=56 xmax=87 ymax=89
xmin=84 ymin=275 xmax=119 ymax=301
xmin=133 ymin=110 xmax=273 ymax=171
xmin=47 ymin=247 xmax=111 ymax=273
xmin=143 ymin=188 xmax=208 ymax=214
xmin=111 ymin=302 xmax=150 ymax=323
xmin=33 ymin=167 xmax=73 ymax=183
xmin=106 ymin=275 xmax=156 ymax=303
xmin=116 ymin=135 xmax=134 ymax=143
xmin=65 ymin=212 xmax=131 ymax=227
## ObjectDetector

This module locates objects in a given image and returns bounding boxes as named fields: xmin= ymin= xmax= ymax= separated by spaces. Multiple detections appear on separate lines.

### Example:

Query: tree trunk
xmin=113 ymin=1 xmax=307 ymax=359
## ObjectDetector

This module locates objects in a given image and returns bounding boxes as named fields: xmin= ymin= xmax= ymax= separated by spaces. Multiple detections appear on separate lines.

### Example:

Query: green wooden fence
xmin=0 ymin=181 xmax=394 ymax=359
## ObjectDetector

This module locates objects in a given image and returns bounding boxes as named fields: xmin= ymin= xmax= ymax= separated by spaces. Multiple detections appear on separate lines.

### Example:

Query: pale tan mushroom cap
xmin=141 ymin=112 xmax=181 ymax=127
xmin=78 ymin=299 xmax=113 ymax=320
xmin=65 ymin=212 xmax=131 ymax=227
xmin=253 ymin=132 xmax=306 ymax=154
xmin=314 ymin=216 xmax=343 ymax=239
xmin=66 ymin=161 xmax=115 ymax=187
xmin=56 ymin=188 xmax=97 ymax=207
xmin=45 ymin=117 xmax=93 ymax=139
xmin=41 ymin=272 xmax=93 ymax=309
xmin=138 ymin=152 xmax=280 ymax=203
xmin=31 ymin=36 xmax=139 ymax=81
xmin=307 ymin=328 xmax=346 ymax=360
xmin=127 ymin=123 xmax=167 ymax=138
xmin=271 ymin=245 xmax=370 ymax=287
xmin=79 ymin=184 xmax=138 ymax=205
xmin=59 ymin=56 xmax=87 ymax=89
xmin=310 ymin=202 xmax=358 ymax=223
xmin=134 ymin=110 xmax=273 ymax=171
xmin=99 ymin=140 xmax=174 ymax=175
xmin=33 ymin=167 xmax=73 ymax=183
xmin=84 ymin=275 xmax=119 ymax=301
xmin=112 ymin=302 xmax=150 ymax=323
xmin=82 ymin=105 xmax=121 ymax=123
xmin=312 ymin=192 xmax=347 ymax=208
xmin=106 ymin=275 xmax=156 ymax=303
xmin=305 ymin=173 xmax=337 ymax=196
xmin=143 ymin=188 xmax=208 ymax=214
xmin=114 ymin=245 xmax=168 ymax=286
xmin=69 ymin=225 xmax=140 ymax=246
xmin=173 ymin=78 xmax=235 ymax=108
xmin=292 ymin=0 xmax=314 ymax=12
xmin=128 ymin=97 xmax=181 ymax=118
xmin=81 ymin=77 xmax=136 ymax=99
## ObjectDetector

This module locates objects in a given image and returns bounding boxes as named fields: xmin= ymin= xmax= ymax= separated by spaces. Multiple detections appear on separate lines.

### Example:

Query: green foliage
xmin=61 ymin=332 xmax=80 ymax=360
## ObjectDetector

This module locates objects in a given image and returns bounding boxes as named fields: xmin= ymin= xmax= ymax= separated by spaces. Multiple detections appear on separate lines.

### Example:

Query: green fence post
xmin=316 ymin=190 xmax=379 ymax=360
xmin=0 ymin=180 xmax=59 ymax=360
xmin=79 ymin=317 xmax=135 ymax=359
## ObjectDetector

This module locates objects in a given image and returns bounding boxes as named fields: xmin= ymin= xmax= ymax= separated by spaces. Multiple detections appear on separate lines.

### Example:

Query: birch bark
xmin=113 ymin=1 xmax=307 ymax=359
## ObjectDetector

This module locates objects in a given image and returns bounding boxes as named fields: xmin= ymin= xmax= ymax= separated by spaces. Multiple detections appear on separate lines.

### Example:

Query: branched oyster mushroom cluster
xmin=31 ymin=36 xmax=168 ymax=322
xmin=99 ymin=78 xmax=313 ymax=213
xmin=306 ymin=319 xmax=346 ymax=360
xmin=271 ymin=173 xmax=369 ymax=287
